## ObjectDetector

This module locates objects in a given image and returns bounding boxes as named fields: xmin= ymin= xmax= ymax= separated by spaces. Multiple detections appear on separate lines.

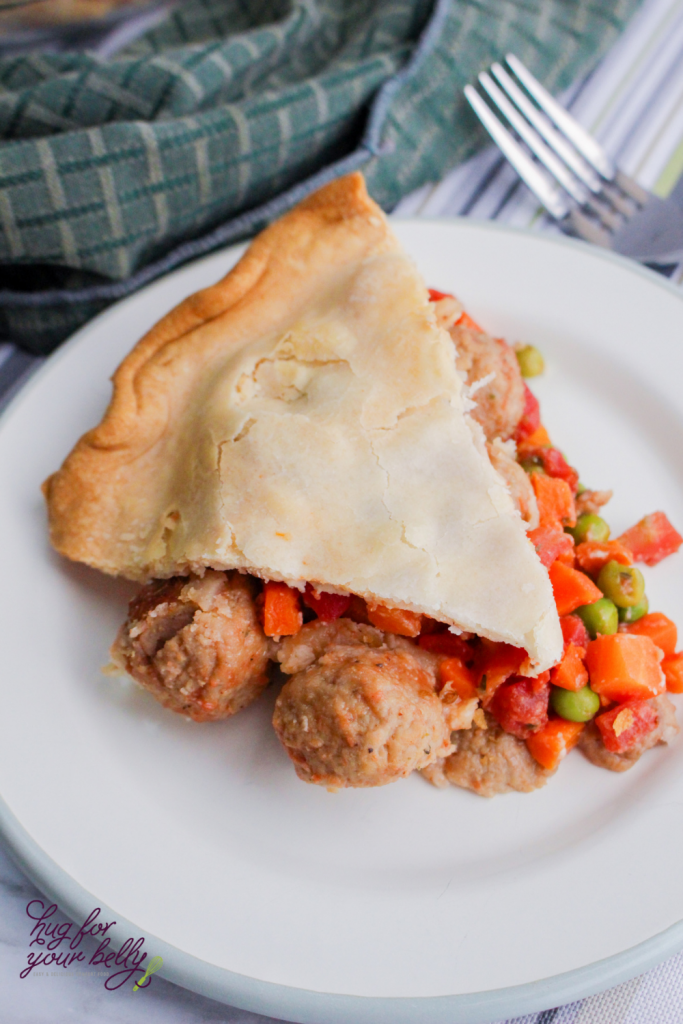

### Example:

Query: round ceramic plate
xmin=2 ymin=221 xmax=683 ymax=1024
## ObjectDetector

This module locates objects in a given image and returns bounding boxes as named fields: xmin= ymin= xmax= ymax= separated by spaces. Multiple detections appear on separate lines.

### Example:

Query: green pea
xmin=519 ymin=455 xmax=545 ymax=475
xmin=576 ymin=597 xmax=619 ymax=638
xmin=576 ymin=483 xmax=587 ymax=495
xmin=515 ymin=344 xmax=545 ymax=377
xmin=618 ymin=594 xmax=649 ymax=623
xmin=568 ymin=514 xmax=610 ymax=545
xmin=597 ymin=560 xmax=645 ymax=609
xmin=550 ymin=685 xmax=600 ymax=723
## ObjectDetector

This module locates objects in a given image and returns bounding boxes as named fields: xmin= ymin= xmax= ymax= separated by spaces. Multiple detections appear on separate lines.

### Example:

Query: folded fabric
xmin=0 ymin=0 xmax=641 ymax=353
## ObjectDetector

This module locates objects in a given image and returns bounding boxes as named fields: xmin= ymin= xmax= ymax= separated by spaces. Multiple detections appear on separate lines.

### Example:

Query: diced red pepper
xmin=528 ymin=523 xmax=575 ymax=568
xmin=303 ymin=584 xmax=351 ymax=622
xmin=513 ymin=383 xmax=541 ymax=443
xmin=489 ymin=675 xmax=550 ymax=739
xmin=618 ymin=512 xmax=683 ymax=566
xmin=595 ymin=700 xmax=658 ymax=753
xmin=550 ymin=643 xmax=589 ymax=691
xmin=419 ymin=616 xmax=445 ymax=635
xmin=344 ymin=595 xmax=370 ymax=623
xmin=418 ymin=631 xmax=473 ymax=662
xmin=519 ymin=446 xmax=579 ymax=492
xmin=662 ymin=652 xmax=683 ymax=693
xmin=560 ymin=614 xmax=590 ymax=651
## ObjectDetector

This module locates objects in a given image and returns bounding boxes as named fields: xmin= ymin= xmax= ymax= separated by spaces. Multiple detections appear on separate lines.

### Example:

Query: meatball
xmin=273 ymin=620 xmax=452 ymax=788
xmin=431 ymin=294 xmax=463 ymax=331
xmin=487 ymin=439 xmax=539 ymax=527
xmin=578 ymin=694 xmax=678 ymax=772
xmin=450 ymin=324 xmax=525 ymax=441
xmin=422 ymin=714 xmax=554 ymax=797
xmin=111 ymin=570 xmax=274 ymax=721
xmin=575 ymin=488 xmax=613 ymax=516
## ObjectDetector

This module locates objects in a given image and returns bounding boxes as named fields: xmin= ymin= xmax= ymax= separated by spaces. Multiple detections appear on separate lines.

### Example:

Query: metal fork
xmin=465 ymin=54 xmax=683 ymax=266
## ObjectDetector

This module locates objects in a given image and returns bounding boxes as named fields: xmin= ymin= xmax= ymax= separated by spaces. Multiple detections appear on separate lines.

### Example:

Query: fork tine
xmin=478 ymin=72 xmax=589 ymax=205
xmin=490 ymin=63 xmax=602 ymax=194
xmin=464 ymin=85 xmax=570 ymax=220
xmin=505 ymin=53 xmax=615 ymax=180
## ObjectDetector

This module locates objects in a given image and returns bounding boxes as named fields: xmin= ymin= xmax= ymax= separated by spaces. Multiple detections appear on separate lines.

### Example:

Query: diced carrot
xmin=623 ymin=612 xmax=678 ymax=656
xmin=548 ymin=561 xmax=603 ymax=616
xmin=526 ymin=718 xmax=584 ymax=771
xmin=513 ymin=383 xmax=541 ymax=443
xmin=427 ymin=288 xmax=454 ymax=302
xmin=618 ymin=511 xmax=683 ymax=566
xmin=367 ymin=603 xmax=422 ymax=637
xmin=476 ymin=642 xmax=526 ymax=704
xmin=527 ymin=523 xmax=575 ymax=568
xmin=262 ymin=581 xmax=303 ymax=637
xmin=439 ymin=657 xmax=478 ymax=700
xmin=531 ymin=473 xmax=577 ymax=529
xmin=662 ymin=652 xmax=683 ymax=693
xmin=517 ymin=424 xmax=551 ymax=448
xmin=419 ymin=631 xmax=472 ymax=660
xmin=455 ymin=311 xmax=482 ymax=332
xmin=595 ymin=700 xmax=658 ymax=753
xmin=550 ymin=643 xmax=589 ymax=691
xmin=585 ymin=633 xmax=665 ymax=702
xmin=575 ymin=539 xmax=633 ymax=577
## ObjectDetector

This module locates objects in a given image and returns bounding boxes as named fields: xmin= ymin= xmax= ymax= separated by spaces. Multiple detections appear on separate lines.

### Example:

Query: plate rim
xmin=4 ymin=791 xmax=683 ymax=1023
xmin=3 ymin=218 xmax=683 ymax=1022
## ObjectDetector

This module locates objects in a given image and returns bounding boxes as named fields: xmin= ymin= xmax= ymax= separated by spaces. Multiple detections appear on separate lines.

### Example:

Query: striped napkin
xmin=0 ymin=0 xmax=639 ymax=352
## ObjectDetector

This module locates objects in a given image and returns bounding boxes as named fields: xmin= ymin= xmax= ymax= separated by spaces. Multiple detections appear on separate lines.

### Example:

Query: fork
xmin=464 ymin=54 xmax=683 ymax=266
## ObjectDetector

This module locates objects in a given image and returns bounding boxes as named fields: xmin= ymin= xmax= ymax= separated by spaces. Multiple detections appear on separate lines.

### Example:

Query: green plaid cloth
xmin=0 ymin=0 xmax=641 ymax=353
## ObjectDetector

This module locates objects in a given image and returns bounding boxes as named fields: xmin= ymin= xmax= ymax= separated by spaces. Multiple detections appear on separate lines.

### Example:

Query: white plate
xmin=2 ymin=221 xmax=683 ymax=1024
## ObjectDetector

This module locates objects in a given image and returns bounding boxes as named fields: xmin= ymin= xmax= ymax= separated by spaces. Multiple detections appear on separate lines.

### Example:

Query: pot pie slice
xmin=44 ymin=172 xmax=562 ymax=679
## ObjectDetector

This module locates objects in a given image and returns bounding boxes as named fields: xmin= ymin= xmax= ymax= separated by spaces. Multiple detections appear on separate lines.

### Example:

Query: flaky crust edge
xmin=42 ymin=173 xmax=391 ymax=578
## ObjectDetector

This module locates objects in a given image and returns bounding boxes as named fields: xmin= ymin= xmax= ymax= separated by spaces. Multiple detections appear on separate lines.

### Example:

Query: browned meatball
xmin=486 ymin=439 xmax=538 ymax=527
xmin=111 ymin=570 xmax=274 ymax=721
xmin=450 ymin=324 xmax=525 ymax=441
xmin=578 ymin=694 xmax=678 ymax=772
xmin=273 ymin=620 xmax=452 ymax=788
xmin=422 ymin=714 xmax=554 ymax=797
xmin=575 ymin=488 xmax=613 ymax=516
xmin=431 ymin=294 xmax=463 ymax=330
